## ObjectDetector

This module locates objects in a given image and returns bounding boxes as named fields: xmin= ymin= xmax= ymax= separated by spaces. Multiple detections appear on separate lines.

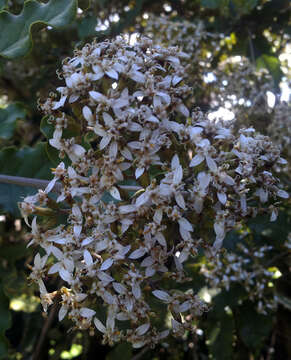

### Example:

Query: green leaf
xmin=256 ymin=54 xmax=283 ymax=87
xmin=77 ymin=15 xmax=97 ymax=39
xmin=0 ymin=143 xmax=54 ymax=215
xmin=0 ymin=282 xmax=11 ymax=359
xmin=40 ymin=115 xmax=54 ymax=140
xmin=0 ymin=103 xmax=26 ymax=140
xmin=0 ymin=0 xmax=77 ymax=59
xmin=0 ymin=243 xmax=29 ymax=262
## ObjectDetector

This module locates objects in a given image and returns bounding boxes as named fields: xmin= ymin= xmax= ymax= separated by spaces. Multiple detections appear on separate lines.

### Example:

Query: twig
xmin=0 ymin=174 xmax=142 ymax=193
xmin=248 ymin=29 xmax=255 ymax=65
xmin=32 ymin=293 xmax=61 ymax=360
xmin=0 ymin=174 xmax=62 ymax=193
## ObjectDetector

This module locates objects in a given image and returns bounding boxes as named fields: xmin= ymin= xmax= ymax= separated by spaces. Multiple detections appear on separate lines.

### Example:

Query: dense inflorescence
xmin=201 ymin=243 xmax=277 ymax=314
xmin=144 ymin=17 xmax=290 ymax=138
xmin=20 ymin=36 xmax=288 ymax=347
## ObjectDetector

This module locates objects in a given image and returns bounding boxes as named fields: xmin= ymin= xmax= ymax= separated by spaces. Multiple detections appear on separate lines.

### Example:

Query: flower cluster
xmin=201 ymin=243 xmax=277 ymax=314
xmin=144 ymin=16 xmax=275 ymax=124
xmin=20 ymin=36 xmax=288 ymax=347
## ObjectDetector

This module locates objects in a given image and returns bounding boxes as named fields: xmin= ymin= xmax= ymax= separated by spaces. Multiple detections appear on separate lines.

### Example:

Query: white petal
xmin=72 ymin=144 xmax=86 ymax=157
xmin=58 ymin=306 xmax=68 ymax=321
xmin=100 ymin=258 xmax=113 ymax=271
xmin=59 ymin=268 xmax=72 ymax=283
xmin=156 ymin=233 xmax=167 ymax=248
xmin=74 ymin=224 xmax=82 ymax=238
xmin=84 ymin=249 xmax=93 ymax=266
xmin=136 ymin=323 xmax=150 ymax=336
xmin=120 ymin=147 xmax=133 ymax=160
xmin=97 ymin=271 xmax=114 ymax=285
xmin=153 ymin=209 xmax=163 ymax=224
xmin=94 ymin=317 xmax=106 ymax=333
xmin=109 ymin=141 xmax=118 ymax=159
xmin=141 ymin=256 xmax=154 ymax=267
xmin=89 ymin=91 xmax=106 ymax=102
xmin=177 ymin=103 xmax=189 ymax=117
xmin=198 ymin=172 xmax=211 ymax=189
xmin=190 ymin=154 xmax=204 ymax=167
xmin=119 ymin=205 xmax=137 ymax=214
xmin=152 ymin=290 xmax=172 ymax=302
xmin=221 ymin=173 xmax=235 ymax=186
xmin=128 ymin=141 xmax=142 ymax=150
xmin=179 ymin=301 xmax=191 ymax=313
xmin=171 ymin=154 xmax=180 ymax=169
xmin=99 ymin=134 xmax=112 ymax=150
xmin=48 ymin=262 xmax=61 ymax=274
xmin=147 ymin=115 xmax=159 ymax=123
xmin=80 ymin=307 xmax=96 ymax=318
xmin=132 ymin=282 xmax=141 ymax=299
xmin=130 ymin=70 xmax=145 ymax=83
xmin=136 ymin=192 xmax=149 ymax=206
xmin=217 ymin=192 xmax=227 ymax=205
xmin=206 ymin=156 xmax=217 ymax=172
xmin=173 ymin=165 xmax=183 ymax=184
xmin=106 ymin=69 xmax=118 ymax=80
xmin=173 ymin=75 xmax=183 ymax=86
xmin=69 ymin=94 xmax=79 ymax=103
xmin=82 ymin=106 xmax=93 ymax=123
xmin=129 ymin=247 xmax=146 ymax=259
xmin=109 ymin=186 xmax=121 ymax=201
xmin=103 ymin=112 xmax=114 ymax=126
xmin=128 ymin=122 xmax=142 ymax=132
xmin=113 ymin=282 xmax=127 ymax=295
xmin=277 ymin=189 xmax=289 ymax=199
xmin=135 ymin=167 xmax=145 ymax=179
xmin=52 ymin=95 xmax=67 ymax=110
xmin=178 ymin=217 xmax=193 ymax=232
xmin=81 ymin=237 xmax=94 ymax=246
xmin=45 ymin=178 xmax=57 ymax=194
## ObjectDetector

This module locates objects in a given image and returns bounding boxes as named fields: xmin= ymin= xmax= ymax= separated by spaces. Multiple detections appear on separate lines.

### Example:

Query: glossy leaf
xmin=0 ymin=0 xmax=77 ymax=59
xmin=0 ymin=103 xmax=26 ymax=140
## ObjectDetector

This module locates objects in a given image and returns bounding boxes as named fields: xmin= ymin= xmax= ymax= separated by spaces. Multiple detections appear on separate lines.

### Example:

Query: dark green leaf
xmin=77 ymin=15 xmax=97 ymax=39
xmin=0 ymin=103 xmax=26 ymax=140
xmin=0 ymin=0 xmax=77 ymax=59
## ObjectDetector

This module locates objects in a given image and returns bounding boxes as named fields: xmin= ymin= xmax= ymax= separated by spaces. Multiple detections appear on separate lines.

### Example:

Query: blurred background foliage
xmin=0 ymin=0 xmax=290 ymax=359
